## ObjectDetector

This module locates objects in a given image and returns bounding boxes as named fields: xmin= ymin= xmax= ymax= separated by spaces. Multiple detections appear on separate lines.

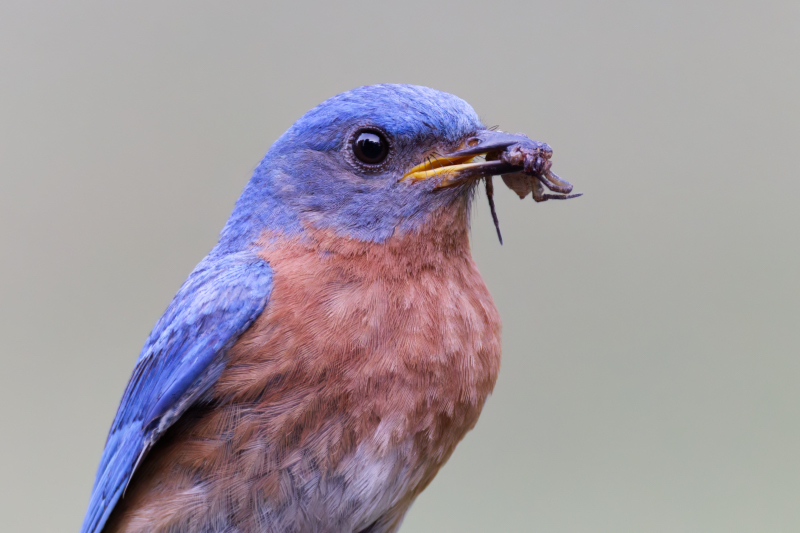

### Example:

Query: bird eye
xmin=352 ymin=129 xmax=389 ymax=165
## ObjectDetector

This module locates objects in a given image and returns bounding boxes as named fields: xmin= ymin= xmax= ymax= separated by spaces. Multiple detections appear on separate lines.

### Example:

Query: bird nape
xmin=81 ymin=84 xmax=580 ymax=533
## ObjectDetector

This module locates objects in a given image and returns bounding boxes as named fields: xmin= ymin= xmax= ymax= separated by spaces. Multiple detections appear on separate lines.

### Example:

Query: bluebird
xmin=81 ymin=84 xmax=575 ymax=533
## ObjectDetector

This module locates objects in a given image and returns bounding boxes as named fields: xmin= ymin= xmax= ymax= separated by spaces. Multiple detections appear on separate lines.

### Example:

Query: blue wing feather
xmin=80 ymin=249 xmax=273 ymax=533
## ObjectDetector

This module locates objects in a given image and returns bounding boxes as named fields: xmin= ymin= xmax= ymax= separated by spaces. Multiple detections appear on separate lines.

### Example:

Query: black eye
xmin=352 ymin=129 xmax=389 ymax=165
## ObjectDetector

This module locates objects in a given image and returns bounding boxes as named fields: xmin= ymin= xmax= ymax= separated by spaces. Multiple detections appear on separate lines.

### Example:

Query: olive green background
xmin=2 ymin=1 xmax=799 ymax=532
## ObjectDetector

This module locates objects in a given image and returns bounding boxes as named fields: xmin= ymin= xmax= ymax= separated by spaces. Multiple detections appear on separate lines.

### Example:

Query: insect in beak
xmin=402 ymin=129 xmax=582 ymax=243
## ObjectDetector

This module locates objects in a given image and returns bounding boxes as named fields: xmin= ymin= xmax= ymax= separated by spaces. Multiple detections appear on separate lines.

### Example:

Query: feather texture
xmin=81 ymin=84 xmax=506 ymax=533
xmin=81 ymin=251 xmax=273 ymax=533
xmin=103 ymin=201 xmax=501 ymax=533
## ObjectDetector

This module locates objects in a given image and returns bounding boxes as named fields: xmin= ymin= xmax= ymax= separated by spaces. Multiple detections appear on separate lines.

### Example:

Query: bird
xmin=81 ymin=83 xmax=553 ymax=533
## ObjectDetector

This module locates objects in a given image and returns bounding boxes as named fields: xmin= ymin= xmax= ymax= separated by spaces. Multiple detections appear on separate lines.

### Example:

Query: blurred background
xmin=1 ymin=1 xmax=799 ymax=532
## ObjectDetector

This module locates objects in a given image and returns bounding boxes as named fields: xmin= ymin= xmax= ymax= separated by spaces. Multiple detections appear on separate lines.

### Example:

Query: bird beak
xmin=401 ymin=130 xmax=552 ymax=188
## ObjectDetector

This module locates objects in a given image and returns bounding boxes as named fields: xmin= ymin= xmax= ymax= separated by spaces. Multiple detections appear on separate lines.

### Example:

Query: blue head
xmin=219 ymin=84 xmax=485 ymax=249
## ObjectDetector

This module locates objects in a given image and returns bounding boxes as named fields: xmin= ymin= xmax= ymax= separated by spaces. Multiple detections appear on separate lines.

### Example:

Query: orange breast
xmin=105 ymin=201 xmax=502 ymax=533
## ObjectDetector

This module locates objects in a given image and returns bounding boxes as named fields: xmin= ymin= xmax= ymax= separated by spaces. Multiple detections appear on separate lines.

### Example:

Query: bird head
xmin=220 ymin=84 xmax=544 ymax=248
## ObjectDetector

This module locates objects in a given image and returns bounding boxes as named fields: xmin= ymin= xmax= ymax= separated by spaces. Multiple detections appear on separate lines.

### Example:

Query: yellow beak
xmin=401 ymin=154 xmax=485 ymax=187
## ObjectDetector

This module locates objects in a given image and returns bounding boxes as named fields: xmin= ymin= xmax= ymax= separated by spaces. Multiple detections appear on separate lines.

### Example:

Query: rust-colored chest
xmin=214 ymin=214 xmax=502 ymax=471
xmin=106 ymin=209 xmax=502 ymax=533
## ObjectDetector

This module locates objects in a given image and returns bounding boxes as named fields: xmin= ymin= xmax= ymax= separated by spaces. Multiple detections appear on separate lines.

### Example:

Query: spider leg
xmin=539 ymin=192 xmax=583 ymax=201
xmin=485 ymin=177 xmax=503 ymax=244
xmin=541 ymin=170 xmax=574 ymax=194
xmin=532 ymin=175 xmax=547 ymax=202
xmin=533 ymin=174 xmax=582 ymax=202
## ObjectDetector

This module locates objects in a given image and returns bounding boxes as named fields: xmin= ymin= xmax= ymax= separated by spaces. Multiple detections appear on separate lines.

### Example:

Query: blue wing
xmin=80 ymin=249 xmax=273 ymax=533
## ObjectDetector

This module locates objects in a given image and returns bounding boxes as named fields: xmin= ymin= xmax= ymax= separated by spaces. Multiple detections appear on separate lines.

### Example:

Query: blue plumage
xmin=81 ymin=250 xmax=273 ymax=533
xmin=82 ymin=84 xmax=491 ymax=533
xmin=219 ymin=84 xmax=483 ymax=247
